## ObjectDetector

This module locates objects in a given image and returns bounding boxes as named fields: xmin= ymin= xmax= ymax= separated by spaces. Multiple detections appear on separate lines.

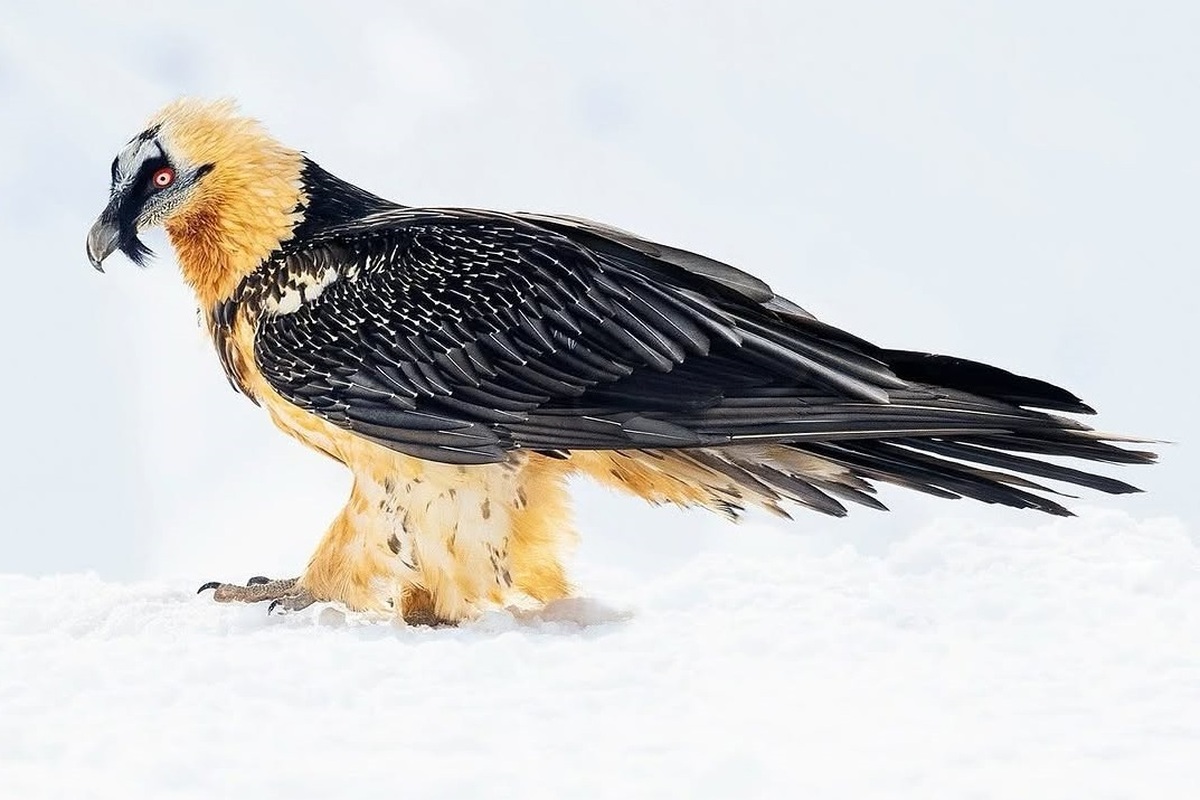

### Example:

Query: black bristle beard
xmin=118 ymin=229 xmax=154 ymax=267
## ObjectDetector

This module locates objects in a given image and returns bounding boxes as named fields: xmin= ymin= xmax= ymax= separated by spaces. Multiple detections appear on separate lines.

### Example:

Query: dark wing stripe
xmin=340 ymin=406 xmax=475 ymax=432
xmin=598 ymin=318 xmax=677 ymax=372
xmin=542 ymin=339 xmax=631 ymax=383
xmin=413 ymin=361 xmax=454 ymax=395
xmin=635 ymin=281 xmax=743 ymax=347
xmin=618 ymin=282 xmax=712 ymax=357
xmin=501 ymin=362 xmax=589 ymax=396
xmin=431 ymin=349 xmax=481 ymax=386
xmin=735 ymin=327 xmax=893 ymax=403
xmin=731 ymin=314 xmax=906 ymax=390
xmin=452 ymin=386 xmax=541 ymax=412
xmin=804 ymin=442 xmax=1073 ymax=516
xmin=735 ymin=459 xmax=848 ymax=517
xmin=970 ymin=433 xmax=1156 ymax=464
xmin=540 ymin=303 xmax=585 ymax=336
xmin=432 ymin=395 xmax=528 ymax=424
xmin=607 ymin=303 xmax=689 ymax=366
xmin=901 ymin=438 xmax=1142 ymax=495
xmin=515 ymin=309 xmax=556 ymax=351
xmin=394 ymin=361 xmax=440 ymax=397
xmin=808 ymin=478 xmax=890 ymax=512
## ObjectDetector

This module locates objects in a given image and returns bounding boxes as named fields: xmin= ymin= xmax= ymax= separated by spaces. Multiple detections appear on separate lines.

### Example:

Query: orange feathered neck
xmin=151 ymin=99 xmax=306 ymax=309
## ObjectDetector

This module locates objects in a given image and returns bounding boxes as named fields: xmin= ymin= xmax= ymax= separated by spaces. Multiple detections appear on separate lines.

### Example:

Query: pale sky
xmin=1 ymin=1 xmax=1194 ymax=579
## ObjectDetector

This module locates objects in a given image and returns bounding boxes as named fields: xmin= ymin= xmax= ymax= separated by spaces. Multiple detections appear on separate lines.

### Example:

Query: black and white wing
xmin=247 ymin=206 xmax=1151 ymax=512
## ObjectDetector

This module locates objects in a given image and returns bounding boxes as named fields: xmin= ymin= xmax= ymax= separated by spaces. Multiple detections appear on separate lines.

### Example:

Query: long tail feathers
xmin=708 ymin=350 xmax=1157 ymax=518
xmin=670 ymin=427 xmax=1155 ymax=522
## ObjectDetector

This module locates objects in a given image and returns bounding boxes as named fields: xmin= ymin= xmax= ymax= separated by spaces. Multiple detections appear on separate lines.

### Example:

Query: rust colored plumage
xmin=153 ymin=99 xmax=306 ymax=308
xmin=87 ymin=99 xmax=1155 ymax=624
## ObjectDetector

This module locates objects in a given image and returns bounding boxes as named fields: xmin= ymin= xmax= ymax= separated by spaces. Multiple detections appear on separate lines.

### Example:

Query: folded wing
xmin=249 ymin=207 xmax=1154 ymax=515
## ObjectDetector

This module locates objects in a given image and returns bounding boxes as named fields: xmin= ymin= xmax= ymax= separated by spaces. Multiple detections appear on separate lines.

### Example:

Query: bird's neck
xmin=288 ymin=159 xmax=400 ymax=240
xmin=164 ymin=147 xmax=305 ymax=310
xmin=165 ymin=157 xmax=396 ymax=311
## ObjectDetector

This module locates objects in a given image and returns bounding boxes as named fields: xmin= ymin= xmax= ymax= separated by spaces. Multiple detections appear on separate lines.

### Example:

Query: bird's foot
xmin=402 ymin=607 xmax=459 ymax=628
xmin=197 ymin=576 xmax=316 ymax=613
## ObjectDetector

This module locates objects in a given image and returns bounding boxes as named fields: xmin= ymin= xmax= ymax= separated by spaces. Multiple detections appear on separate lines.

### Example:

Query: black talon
xmin=197 ymin=581 xmax=221 ymax=594
xmin=246 ymin=576 xmax=271 ymax=586
xmin=267 ymin=598 xmax=284 ymax=615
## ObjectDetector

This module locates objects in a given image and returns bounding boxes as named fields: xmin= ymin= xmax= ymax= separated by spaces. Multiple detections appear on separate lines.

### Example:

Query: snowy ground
xmin=2 ymin=509 xmax=1197 ymax=799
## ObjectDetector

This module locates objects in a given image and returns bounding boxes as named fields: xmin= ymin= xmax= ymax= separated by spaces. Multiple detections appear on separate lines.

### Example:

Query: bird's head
xmin=87 ymin=98 xmax=304 ymax=304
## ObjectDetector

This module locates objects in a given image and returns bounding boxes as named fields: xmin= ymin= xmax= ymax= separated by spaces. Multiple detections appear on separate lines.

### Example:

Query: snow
xmin=4 ymin=509 xmax=1198 ymax=799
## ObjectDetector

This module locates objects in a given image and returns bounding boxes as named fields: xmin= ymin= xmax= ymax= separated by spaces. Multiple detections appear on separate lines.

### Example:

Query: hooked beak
xmin=86 ymin=204 xmax=120 ymax=273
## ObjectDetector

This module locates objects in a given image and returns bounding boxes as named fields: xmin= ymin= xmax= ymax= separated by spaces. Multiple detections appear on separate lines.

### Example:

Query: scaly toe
xmin=198 ymin=577 xmax=301 ymax=604
xmin=267 ymin=590 xmax=318 ymax=615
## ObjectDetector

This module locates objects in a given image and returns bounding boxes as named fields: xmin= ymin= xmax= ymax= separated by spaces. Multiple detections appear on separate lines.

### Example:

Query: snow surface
xmin=3 ymin=509 xmax=1197 ymax=799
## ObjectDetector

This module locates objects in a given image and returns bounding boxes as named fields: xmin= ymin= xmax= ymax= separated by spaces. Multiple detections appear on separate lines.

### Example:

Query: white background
xmin=1 ymin=4 xmax=1196 ymax=798
xmin=0 ymin=1 xmax=1193 ymax=579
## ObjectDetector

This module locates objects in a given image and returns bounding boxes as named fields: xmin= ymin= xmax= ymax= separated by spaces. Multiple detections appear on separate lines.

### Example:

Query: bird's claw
xmin=267 ymin=593 xmax=318 ymax=615
xmin=197 ymin=576 xmax=313 ymax=611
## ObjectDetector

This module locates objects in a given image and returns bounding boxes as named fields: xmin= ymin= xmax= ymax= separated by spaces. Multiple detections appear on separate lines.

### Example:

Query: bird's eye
xmin=151 ymin=167 xmax=175 ymax=189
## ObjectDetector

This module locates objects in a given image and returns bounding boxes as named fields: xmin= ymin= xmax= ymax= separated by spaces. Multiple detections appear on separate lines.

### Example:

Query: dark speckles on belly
xmin=383 ymin=476 xmax=396 ymax=494
xmin=485 ymin=541 xmax=512 ymax=588
xmin=515 ymin=488 xmax=527 ymax=509
xmin=481 ymin=498 xmax=491 ymax=519
xmin=387 ymin=534 xmax=401 ymax=555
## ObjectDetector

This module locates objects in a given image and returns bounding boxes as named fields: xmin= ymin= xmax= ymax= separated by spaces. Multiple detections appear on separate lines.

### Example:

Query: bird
xmin=87 ymin=98 xmax=1155 ymax=624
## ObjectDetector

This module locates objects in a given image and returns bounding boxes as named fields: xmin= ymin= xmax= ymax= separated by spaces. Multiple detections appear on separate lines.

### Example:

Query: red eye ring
xmin=151 ymin=167 xmax=175 ymax=189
